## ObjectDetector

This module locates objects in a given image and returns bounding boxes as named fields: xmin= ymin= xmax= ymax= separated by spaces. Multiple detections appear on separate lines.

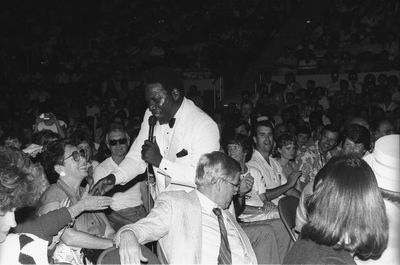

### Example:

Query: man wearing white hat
xmin=362 ymin=134 xmax=400 ymax=265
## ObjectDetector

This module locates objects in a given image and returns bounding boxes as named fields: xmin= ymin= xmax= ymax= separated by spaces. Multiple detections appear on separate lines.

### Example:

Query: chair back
xmin=97 ymin=245 xmax=160 ymax=264
xmin=278 ymin=196 xmax=299 ymax=242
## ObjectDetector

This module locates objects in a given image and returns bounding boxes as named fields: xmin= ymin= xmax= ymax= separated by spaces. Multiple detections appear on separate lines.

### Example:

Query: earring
xmin=60 ymin=171 xmax=66 ymax=177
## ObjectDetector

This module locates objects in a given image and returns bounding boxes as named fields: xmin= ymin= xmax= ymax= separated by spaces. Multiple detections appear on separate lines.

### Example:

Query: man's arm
xmin=265 ymin=171 xmax=302 ymax=201
xmin=113 ymin=110 xmax=151 ymax=184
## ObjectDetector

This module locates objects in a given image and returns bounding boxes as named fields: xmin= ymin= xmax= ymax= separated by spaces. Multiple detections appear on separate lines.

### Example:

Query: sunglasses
xmin=109 ymin=138 xmax=128 ymax=146
xmin=63 ymin=149 xmax=87 ymax=162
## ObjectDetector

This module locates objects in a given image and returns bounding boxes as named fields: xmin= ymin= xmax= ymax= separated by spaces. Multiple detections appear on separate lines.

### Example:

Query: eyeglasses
xmin=222 ymin=179 xmax=240 ymax=189
xmin=108 ymin=138 xmax=128 ymax=146
xmin=63 ymin=149 xmax=87 ymax=162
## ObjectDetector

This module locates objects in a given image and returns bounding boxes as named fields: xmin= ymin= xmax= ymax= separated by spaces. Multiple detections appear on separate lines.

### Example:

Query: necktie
xmin=168 ymin=118 xmax=175 ymax=128
xmin=212 ymin=208 xmax=232 ymax=265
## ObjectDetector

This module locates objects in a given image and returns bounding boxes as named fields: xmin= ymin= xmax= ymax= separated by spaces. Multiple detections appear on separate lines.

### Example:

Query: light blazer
xmin=115 ymin=190 xmax=257 ymax=264
xmin=112 ymin=97 xmax=220 ymax=194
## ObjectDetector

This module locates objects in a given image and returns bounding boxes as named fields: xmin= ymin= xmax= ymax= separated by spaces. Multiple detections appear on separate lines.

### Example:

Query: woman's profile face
xmin=62 ymin=145 xmax=88 ymax=180
xmin=0 ymin=209 xmax=16 ymax=243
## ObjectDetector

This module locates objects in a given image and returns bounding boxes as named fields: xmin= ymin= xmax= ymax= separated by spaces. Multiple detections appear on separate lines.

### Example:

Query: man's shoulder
xmin=182 ymin=98 xmax=215 ymax=124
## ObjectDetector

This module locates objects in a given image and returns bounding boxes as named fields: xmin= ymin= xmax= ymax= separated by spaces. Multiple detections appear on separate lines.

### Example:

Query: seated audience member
xmin=296 ymin=124 xmax=339 ymax=187
xmin=114 ymin=151 xmax=257 ymax=264
xmin=247 ymin=121 xmax=301 ymax=206
xmin=284 ymin=156 xmax=388 ymax=264
xmin=33 ymin=112 xmax=66 ymax=139
xmin=342 ymin=124 xmax=372 ymax=157
xmin=371 ymin=118 xmax=395 ymax=141
xmin=362 ymin=134 xmax=400 ymax=264
xmin=0 ymin=146 xmax=50 ymax=264
xmin=94 ymin=126 xmax=146 ymax=230
xmin=296 ymin=125 xmax=311 ymax=154
xmin=273 ymin=134 xmax=302 ymax=191
xmin=225 ymin=134 xmax=279 ymax=222
xmin=0 ymin=146 xmax=112 ymax=247
xmin=38 ymin=139 xmax=115 ymax=264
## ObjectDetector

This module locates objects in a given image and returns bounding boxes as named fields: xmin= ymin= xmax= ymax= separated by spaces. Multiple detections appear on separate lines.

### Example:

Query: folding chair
xmin=278 ymin=196 xmax=299 ymax=242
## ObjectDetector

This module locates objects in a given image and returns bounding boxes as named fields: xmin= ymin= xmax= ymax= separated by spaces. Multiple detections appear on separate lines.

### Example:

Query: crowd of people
xmin=0 ymin=64 xmax=399 ymax=264
xmin=0 ymin=0 xmax=399 ymax=264
xmin=275 ymin=0 xmax=400 ymax=74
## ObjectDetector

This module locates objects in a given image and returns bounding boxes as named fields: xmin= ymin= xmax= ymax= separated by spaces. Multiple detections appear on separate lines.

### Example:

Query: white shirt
xmin=242 ymin=165 xmax=266 ymax=207
xmin=112 ymin=98 xmax=220 ymax=197
xmin=247 ymin=150 xmax=287 ymax=205
xmin=94 ymin=157 xmax=143 ymax=211
xmin=196 ymin=191 xmax=251 ymax=265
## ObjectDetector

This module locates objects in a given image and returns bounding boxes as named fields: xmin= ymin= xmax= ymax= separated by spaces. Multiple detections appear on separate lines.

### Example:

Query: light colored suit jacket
xmin=115 ymin=190 xmax=257 ymax=264
xmin=113 ymin=98 xmax=220 ymax=195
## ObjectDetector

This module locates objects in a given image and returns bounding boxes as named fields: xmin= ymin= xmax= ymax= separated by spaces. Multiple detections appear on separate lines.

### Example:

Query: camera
xmin=40 ymin=113 xmax=50 ymax=120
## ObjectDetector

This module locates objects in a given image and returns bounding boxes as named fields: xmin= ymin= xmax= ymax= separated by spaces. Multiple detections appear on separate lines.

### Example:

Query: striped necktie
xmin=213 ymin=208 xmax=232 ymax=265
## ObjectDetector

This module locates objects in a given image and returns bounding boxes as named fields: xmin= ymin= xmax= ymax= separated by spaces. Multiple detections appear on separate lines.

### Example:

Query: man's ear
xmin=170 ymin=88 xmax=181 ymax=101
xmin=54 ymin=164 xmax=65 ymax=175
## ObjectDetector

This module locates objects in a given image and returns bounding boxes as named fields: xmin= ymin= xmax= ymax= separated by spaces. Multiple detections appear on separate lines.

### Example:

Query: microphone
xmin=148 ymin=115 xmax=157 ymax=143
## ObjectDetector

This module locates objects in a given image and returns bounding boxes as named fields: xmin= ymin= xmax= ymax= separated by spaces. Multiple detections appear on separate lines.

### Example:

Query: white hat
xmin=363 ymin=134 xmax=400 ymax=192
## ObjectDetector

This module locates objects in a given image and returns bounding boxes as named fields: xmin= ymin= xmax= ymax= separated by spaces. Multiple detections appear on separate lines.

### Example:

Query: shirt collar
xmin=196 ymin=189 xmax=219 ymax=215
xmin=173 ymin=97 xmax=186 ymax=120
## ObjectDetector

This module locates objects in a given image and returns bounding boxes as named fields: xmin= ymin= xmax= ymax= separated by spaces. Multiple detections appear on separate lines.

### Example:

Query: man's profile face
xmin=218 ymin=172 xmax=240 ymax=209
xmin=254 ymin=125 xmax=274 ymax=154
xmin=145 ymin=83 xmax=173 ymax=124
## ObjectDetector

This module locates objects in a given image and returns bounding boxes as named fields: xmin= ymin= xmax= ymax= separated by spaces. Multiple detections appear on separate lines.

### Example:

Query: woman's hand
xmin=68 ymin=185 xmax=112 ymax=218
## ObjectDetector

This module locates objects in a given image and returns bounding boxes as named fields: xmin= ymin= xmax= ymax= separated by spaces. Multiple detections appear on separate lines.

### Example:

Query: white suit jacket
xmin=113 ymin=98 xmax=220 ymax=195
xmin=115 ymin=190 xmax=257 ymax=264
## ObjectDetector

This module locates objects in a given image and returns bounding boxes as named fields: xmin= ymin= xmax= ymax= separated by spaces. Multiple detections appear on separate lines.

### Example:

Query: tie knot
xmin=212 ymin=207 xmax=222 ymax=217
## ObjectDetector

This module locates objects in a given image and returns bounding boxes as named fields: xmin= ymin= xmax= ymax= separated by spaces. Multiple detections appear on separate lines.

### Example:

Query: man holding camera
xmin=33 ymin=112 xmax=67 ymax=138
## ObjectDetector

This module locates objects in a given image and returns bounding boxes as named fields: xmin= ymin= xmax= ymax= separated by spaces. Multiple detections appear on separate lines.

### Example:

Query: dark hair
xmin=145 ymin=67 xmax=184 ymax=95
xmin=41 ymin=139 xmax=73 ymax=184
xmin=32 ymin=130 xmax=60 ymax=146
xmin=0 ymin=146 xmax=48 ymax=212
xmin=343 ymin=124 xmax=372 ymax=151
xmin=252 ymin=120 xmax=275 ymax=138
xmin=297 ymin=125 xmax=311 ymax=135
xmin=224 ymin=134 xmax=253 ymax=162
xmin=321 ymin=124 xmax=339 ymax=136
xmin=302 ymin=156 xmax=388 ymax=260
xmin=275 ymin=133 xmax=297 ymax=149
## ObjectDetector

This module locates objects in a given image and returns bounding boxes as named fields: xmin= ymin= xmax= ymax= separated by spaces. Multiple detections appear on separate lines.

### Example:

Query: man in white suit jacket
xmin=114 ymin=152 xmax=257 ymax=264
xmin=91 ymin=67 xmax=220 ymax=197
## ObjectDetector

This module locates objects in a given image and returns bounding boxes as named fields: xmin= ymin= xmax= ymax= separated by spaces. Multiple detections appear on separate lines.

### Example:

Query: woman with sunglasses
xmin=38 ymin=139 xmax=115 ymax=264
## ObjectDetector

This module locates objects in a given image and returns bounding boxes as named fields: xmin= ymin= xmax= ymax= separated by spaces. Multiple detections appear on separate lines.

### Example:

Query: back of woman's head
xmin=41 ymin=139 xmax=72 ymax=184
xmin=0 ymin=146 xmax=48 ymax=212
xmin=302 ymin=155 xmax=388 ymax=260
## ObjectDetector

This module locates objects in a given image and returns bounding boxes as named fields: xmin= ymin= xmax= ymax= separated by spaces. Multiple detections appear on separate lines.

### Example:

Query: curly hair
xmin=0 ymin=146 xmax=49 ymax=212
